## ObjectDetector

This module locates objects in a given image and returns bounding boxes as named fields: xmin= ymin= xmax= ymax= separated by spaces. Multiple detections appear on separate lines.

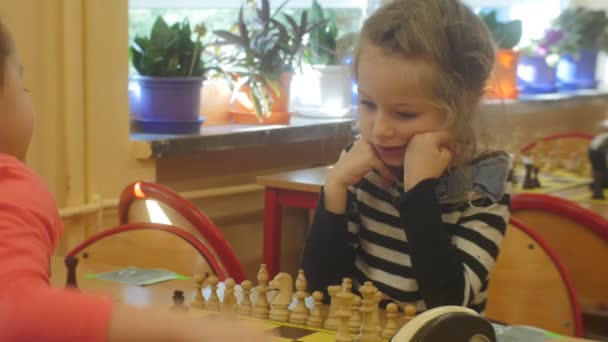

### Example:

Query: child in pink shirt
xmin=0 ymin=18 xmax=267 ymax=342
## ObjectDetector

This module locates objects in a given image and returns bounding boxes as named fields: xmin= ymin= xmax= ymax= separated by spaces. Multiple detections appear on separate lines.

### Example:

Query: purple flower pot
xmin=556 ymin=48 xmax=599 ymax=90
xmin=131 ymin=76 xmax=204 ymax=134
xmin=517 ymin=55 xmax=557 ymax=94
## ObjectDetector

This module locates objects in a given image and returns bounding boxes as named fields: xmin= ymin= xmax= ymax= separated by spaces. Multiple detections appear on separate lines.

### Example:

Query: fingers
xmin=372 ymin=158 xmax=397 ymax=183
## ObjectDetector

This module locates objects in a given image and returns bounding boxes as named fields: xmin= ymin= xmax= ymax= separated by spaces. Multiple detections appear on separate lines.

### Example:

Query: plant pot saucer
xmin=133 ymin=117 xmax=205 ymax=134
xmin=294 ymin=105 xmax=353 ymax=118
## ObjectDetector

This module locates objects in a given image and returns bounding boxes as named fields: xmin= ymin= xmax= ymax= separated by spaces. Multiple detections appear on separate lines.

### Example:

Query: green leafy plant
xmin=213 ymin=0 xmax=314 ymax=118
xmin=552 ymin=7 xmax=608 ymax=56
xmin=479 ymin=11 xmax=523 ymax=50
xmin=131 ymin=16 xmax=209 ymax=77
xmin=305 ymin=0 xmax=338 ymax=65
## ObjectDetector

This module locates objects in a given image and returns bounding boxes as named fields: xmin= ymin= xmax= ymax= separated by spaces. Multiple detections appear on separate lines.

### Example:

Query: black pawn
xmin=64 ymin=256 xmax=79 ymax=289
xmin=531 ymin=166 xmax=541 ymax=188
xmin=170 ymin=290 xmax=188 ymax=312
xmin=523 ymin=164 xmax=536 ymax=189
xmin=592 ymin=171 xmax=605 ymax=200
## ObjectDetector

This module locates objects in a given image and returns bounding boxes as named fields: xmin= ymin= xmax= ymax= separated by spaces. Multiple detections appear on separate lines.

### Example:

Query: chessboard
xmin=168 ymin=266 xmax=416 ymax=342
xmin=511 ymin=167 xmax=591 ymax=194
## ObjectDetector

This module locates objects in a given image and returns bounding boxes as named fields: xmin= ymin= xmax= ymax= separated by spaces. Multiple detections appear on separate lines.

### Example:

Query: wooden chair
xmin=520 ymin=132 xmax=594 ymax=155
xmin=118 ymin=181 xmax=246 ymax=282
xmin=66 ymin=222 xmax=228 ymax=279
xmin=486 ymin=218 xmax=583 ymax=337
xmin=511 ymin=193 xmax=608 ymax=338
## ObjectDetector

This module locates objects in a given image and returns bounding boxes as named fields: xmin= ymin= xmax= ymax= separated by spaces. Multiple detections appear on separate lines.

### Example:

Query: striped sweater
xmin=301 ymin=151 xmax=511 ymax=313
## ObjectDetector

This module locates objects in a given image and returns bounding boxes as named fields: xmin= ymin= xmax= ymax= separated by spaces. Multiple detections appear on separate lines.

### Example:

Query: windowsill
xmin=130 ymin=89 xmax=608 ymax=159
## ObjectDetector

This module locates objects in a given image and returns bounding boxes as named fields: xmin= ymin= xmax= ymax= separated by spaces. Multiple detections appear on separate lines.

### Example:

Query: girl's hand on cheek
xmin=327 ymin=139 xmax=397 ymax=190
xmin=403 ymin=131 xmax=454 ymax=190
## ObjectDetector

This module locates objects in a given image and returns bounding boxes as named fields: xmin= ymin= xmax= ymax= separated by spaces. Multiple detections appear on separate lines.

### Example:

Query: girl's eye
xmin=359 ymin=100 xmax=376 ymax=109
xmin=397 ymin=111 xmax=417 ymax=119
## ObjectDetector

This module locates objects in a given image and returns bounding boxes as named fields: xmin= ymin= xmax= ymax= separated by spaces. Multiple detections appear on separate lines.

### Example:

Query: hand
xmin=403 ymin=131 xmax=454 ymax=190
xmin=327 ymin=139 xmax=397 ymax=190
xmin=323 ymin=139 xmax=397 ymax=214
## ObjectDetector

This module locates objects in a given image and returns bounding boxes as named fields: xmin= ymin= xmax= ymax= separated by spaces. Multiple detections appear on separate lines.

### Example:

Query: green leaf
xmin=214 ymin=30 xmax=244 ymax=46
xmin=150 ymin=16 xmax=172 ymax=48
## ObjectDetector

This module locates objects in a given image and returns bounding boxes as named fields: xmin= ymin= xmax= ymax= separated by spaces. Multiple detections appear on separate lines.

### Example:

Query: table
xmin=256 ymin=167 xmax=608 ymax=276
xmin=48 ymin=256 xmax=595 ymax=342
xmin=256 ymin=167 xmax=327 ymax=276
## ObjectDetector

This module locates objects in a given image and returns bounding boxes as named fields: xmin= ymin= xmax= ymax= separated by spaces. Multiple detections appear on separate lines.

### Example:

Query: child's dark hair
xmin=355 ymin=0 xmax=495 ymax=162
xmin=0 ymin=18 xmax=11 ymax=86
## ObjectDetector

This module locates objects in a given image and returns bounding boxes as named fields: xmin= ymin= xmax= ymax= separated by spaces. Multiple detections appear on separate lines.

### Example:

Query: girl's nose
xmin=372 ymin=112 xmax=394 ymax=139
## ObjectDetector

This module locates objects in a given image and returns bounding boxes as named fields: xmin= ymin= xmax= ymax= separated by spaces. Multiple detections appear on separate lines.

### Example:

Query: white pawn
xmin=381 ymin=303 xmax=399 ymax=339
xmin=306 ymin=291 xmax=324 ymax=328
xmin=222 ymin=278 xmax=237 ymax=314
xmin=289 ymin=269 xmax=309 ymax=324
xmin=190 ymin=274 xmax=206 ymax=310
xmin=324 ymin=285 xmax=342 ymax=330
xmin=372 ymin=290 xmax=382 ymax=334
xmin=238 ymin=280 xmax=253 ymax=316
xmin=252 ymin=264 xmax=270 ymax=319
xmin=404 ymin=304 xmax=417 ymax=324
xmin=348 ymin=295 xmax=362 ymax=334
xmin=206 ymin=276 xmax=221 ymax=311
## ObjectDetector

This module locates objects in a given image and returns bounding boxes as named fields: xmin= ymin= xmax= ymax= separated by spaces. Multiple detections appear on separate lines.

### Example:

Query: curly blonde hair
xmin=355 ymin=0 xmax=495 ymax=162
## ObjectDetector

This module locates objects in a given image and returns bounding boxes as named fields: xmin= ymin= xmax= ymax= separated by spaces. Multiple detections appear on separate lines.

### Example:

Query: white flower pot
xmin=291 ymin=64 xmax=353 ymax=118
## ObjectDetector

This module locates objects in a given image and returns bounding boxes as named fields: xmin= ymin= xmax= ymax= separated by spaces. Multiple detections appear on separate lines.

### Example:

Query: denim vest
xmin=434 ymin=152 xmax=511 ymax=204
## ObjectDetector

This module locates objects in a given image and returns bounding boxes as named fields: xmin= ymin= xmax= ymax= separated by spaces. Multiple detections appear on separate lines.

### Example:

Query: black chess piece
xmin=522 ymin=163 xmax=536 ymax=189
xmin=64 ymin=256 xmax=79 ymax=289
xmin=531 ymin=166 xmax=541 ymax=188
xmin=589 ymin=133 xmax=608 ymax=199
xmin=170 ymin=290 xmax=188 ymax=312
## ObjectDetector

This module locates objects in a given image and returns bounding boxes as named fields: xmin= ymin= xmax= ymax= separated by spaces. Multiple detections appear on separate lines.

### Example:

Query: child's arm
xmin=0 ymin=156 xmax=267 ymax=342
xmin=395 ymin=179 xmax=510 ymax=310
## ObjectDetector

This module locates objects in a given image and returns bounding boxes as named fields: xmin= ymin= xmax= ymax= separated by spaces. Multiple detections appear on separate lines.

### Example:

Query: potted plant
xmin=214 ymin=0 xmax=313 ymax=124
xmin=480 ymin=10 xmax=523 ymax=99
xmin=130 ymin=16 xmax=212 ymax=134
xmin=552 ymin=7 xmax=608 ymax=90
xmin=291 ymin=0 xmax=356 ymax=118
xmin=518 ymin=29 xmax=564 ymax=94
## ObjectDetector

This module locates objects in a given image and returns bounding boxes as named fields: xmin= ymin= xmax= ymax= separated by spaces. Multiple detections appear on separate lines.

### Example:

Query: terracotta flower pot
xmin=486 ymin=49 xmax=520 ymax=100
xmin=230 ymin=73 xmax=293 ymax=125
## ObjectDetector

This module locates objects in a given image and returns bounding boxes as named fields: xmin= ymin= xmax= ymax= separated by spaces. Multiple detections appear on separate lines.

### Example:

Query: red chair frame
xmin=66 ymin=222 xmax=228 ymax=280
xmin=520 ymin=132 xmax=595 ymax=154
xmin=512 ymin=193 xmax=608 ymax=241
xmin=118 ymin=182 xmax=246 ymax=282
xmin=508 ymin=217 xmax=584 ymax=336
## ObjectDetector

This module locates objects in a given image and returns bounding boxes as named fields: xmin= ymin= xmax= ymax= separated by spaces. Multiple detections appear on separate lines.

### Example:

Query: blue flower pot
xmin=130 ymin=76 xmax=205 ymax=134
xmin=556 ymin=48 xmax=599 ymax=90
xmin=517 ymin=55 xmax=557 ymax=94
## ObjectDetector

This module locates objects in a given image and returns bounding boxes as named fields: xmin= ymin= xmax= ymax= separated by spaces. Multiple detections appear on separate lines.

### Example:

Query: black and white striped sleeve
xmin=394 ymin=178 xmax=510 ymax=311
xmin=301 ymin=186 xmax=360 ymax=294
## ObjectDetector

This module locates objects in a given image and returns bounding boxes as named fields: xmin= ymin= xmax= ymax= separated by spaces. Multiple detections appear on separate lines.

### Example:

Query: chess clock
xmin=390 ymin=306 xmax=496 ymax=342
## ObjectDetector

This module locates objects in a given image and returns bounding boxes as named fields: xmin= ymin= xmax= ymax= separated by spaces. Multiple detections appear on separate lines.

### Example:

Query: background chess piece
xmin=335 ymin=279 xmax=355 ymax=342
xmin=239 ymin=280 xmax=253 ymax=316
xmin=190 ymin=273 xmax=206 ymax=309
xmin=289 ymin=269 xmax=309 ymax=324
xmin=252 ymin=264 xmax=270 ymax=319
xmin=64 ymin=256 xmax=79 ymax=289
xmin=349 ymin=295 xmax=362 ymax=334
xmin=222 ymin=278 xmax=237 ymax=314
xmin=269 ymin=272 xmax=293 ymax=322
xmin=170 ymin=290 xmax=188 ymax=312
xmin=404 ymin=304 xmax=417 ymax=324
xmin=355 ymin=281 xmax=381 ymax=342
xmin=324 ymin=285 xmax=342 ymax=330
xmin=307 ymin=291 xmax=324 ymax=327
xmin=381 ymin=303 xmax=399 ymax=339
xmin=206 ymin=275 xmax=221 ymax=311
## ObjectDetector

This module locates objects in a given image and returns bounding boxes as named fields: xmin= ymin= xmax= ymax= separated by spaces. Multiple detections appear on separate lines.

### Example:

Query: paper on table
xmin=86 ymin=267 xmax=188 ymax=286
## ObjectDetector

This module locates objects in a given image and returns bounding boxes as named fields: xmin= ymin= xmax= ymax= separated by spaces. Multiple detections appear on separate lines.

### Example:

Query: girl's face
xmin=0 ymin=47 xmax=34 ymax=161
xmin=357 ymin=44 xmax=447 ymax=168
